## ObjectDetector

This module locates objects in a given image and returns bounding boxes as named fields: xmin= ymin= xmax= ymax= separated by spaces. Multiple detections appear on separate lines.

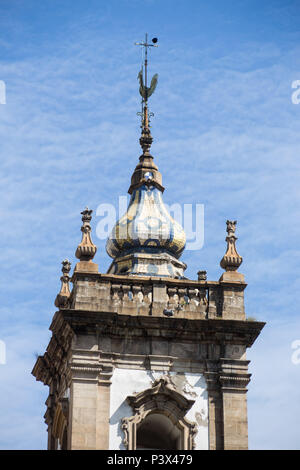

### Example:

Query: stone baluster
xmin=177 ymin=288 xmax=187 ymax=310
xmin=122 ymin=285 xmax=132 ymax=301
xmin=199 ymin=287 xmax=208 ymax=316
xmin=111 ymin=284 xmax=121 ymax=304
xmin=207 ymin=285 xmax=220 ymax=319
xmin=167 ymin=287 xmax=178 ymax=309
xmin=186 ymin=288 xmax=199 ymax=313
xmin=138 ymin=284 xmax=152 ymax=315
xmin=119 ymin=285 xmax=132 ymax=314
xmin=132 ymin=285 xmax=143 ymax=303
xmin=142 ymin=285 xmax=152 ymax=305
xmin=197 ymin=271 xmax=208 ymax=316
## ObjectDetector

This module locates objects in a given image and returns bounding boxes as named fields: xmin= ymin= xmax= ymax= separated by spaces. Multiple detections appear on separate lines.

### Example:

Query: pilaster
xmin=219 ymin=359 xmax=251 ymax=450
xmin=68 ymin=352 xmax=113 ymax=450
xmin=204 ymin=369 xmax=224 ymax=450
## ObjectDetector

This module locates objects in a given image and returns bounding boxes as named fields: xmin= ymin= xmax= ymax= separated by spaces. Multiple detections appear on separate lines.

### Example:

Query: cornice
xmin=58 ymin=309 xmax=265 ymax=347
xmin=219 ymin=373 xmax=251 ymax=391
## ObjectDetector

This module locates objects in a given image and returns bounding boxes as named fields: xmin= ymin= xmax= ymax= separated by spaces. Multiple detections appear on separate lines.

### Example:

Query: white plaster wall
xmin=109 ymin=368 xmax=208 ymax=450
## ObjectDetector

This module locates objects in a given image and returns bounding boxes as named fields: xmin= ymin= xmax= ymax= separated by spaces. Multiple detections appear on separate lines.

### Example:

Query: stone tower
xmin=32 ymin=56 xmax=264 ymax=450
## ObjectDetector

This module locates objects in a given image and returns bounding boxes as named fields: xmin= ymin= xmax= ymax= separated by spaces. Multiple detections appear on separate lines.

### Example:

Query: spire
xmin=129 ymin=34 xmax=163 ymax=194
xmin=106 ymin=36 xmax=187 ymax=278
xmin=135 ymin=33 xmax=158 ymax=125
xmin=139 ymin=103 xmax=153 ymax=156
xmin=220 ymin=220 xmax=243 ymax=271
xmin=74 ymin=207 xmax=98 ymax=273
xmin=55 ymin=259 xmax=71 ymax=308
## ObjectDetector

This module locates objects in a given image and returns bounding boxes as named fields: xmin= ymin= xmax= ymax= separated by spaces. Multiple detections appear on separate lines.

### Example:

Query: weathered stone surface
xmin=32 ymin=252 xmax=265 ymax=451
xmin=32 ymin=291 xmax=264 ymax=450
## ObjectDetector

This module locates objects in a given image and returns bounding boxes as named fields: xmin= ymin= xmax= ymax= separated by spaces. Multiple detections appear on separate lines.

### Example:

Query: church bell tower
xmin=32 ymin=36 xmax=264 ymax=450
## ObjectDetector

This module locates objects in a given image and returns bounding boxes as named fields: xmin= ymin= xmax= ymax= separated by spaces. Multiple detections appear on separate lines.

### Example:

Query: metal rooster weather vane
xmin=135 ymin=33 xmax=158 ymax=128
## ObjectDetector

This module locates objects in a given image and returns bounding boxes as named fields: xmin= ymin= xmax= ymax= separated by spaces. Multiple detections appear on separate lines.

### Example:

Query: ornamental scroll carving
xmin=121 ymin=377 xmax=197 ymax=450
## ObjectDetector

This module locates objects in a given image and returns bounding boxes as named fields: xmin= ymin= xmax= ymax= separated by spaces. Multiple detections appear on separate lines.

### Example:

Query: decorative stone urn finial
xmin=220 ymin=220 xmax=243 ymax=272
xmin=74 ymin=207 xmax=98 ymax=273
xmin=55 ymin=259 xmax=71 ymax=308
xmin=75 ymin=207 xmax=97 ymax=262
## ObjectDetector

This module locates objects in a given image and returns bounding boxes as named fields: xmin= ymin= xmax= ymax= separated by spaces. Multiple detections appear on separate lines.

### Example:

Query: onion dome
xmin=106 ymin=184 xmax=186 ymax=259
xmin=106 ymin=105 xmax=186 ymax=278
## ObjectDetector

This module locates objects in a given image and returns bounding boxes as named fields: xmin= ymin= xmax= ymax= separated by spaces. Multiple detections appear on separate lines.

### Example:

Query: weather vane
xmin=135 ymin=34 xmax=158 ymax=128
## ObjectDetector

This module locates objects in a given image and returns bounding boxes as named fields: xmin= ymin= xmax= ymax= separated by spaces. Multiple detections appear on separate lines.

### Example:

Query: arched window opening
xmin=52 ymin=399 xmax=69 ymax=450
xmin=136 ymin=413 xmax=180 ymax=450
xmin=122 ymin=377 xmax=197 ymax=450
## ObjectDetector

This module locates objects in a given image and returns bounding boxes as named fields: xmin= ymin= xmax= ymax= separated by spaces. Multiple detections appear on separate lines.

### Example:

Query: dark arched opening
xmin=136 ymin=413 xmax=181 ymax=450
xmin=61 ymin=427 xmax=68 ymax=450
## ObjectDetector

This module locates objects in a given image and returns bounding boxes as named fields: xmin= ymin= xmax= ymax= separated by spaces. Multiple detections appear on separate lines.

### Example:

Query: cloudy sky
xmin=0 ymin=0 xmax=299 ymax=449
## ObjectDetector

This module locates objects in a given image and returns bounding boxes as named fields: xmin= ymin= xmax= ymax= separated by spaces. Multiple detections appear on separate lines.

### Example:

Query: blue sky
xmin=0 ymin=0 xmax=300 ymax=449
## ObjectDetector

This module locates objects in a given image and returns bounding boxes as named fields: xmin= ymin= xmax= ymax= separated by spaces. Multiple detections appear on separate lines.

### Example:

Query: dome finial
xmin=74 ymin=207 xmax=98 ymax=273
xmin=55 ymin=259 xmax=71 ymax=309
xmin=128 ymin=35 xmax=163 ymax=195
xmin=75 ymin=207 xmax=97 ymax=262
xmin=220 ymin=220 xmax=243 ymax=272
xmin=139 ymin=103 xmax=153 ymax=156
xmin=135 ymin=34 xmax=158 ymax=156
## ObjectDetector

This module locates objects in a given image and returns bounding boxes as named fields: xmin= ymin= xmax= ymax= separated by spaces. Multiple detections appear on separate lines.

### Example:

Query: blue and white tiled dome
xmin=106 ymin=107 xmax=187 ymax=278
xmin=106 ymin=184 xmax=186 ymax=260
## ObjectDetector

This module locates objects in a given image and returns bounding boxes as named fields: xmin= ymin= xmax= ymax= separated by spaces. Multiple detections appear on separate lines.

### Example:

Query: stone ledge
xmin=56 ymin=310 xmax=265 ymax=347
